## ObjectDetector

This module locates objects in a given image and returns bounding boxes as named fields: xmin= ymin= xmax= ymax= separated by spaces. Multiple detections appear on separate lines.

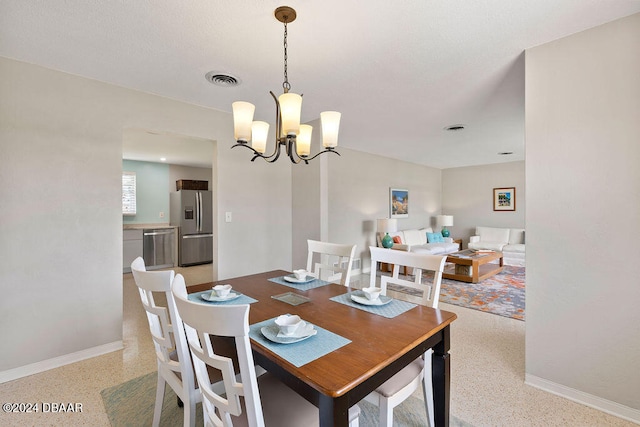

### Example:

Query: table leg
xmin=318 ymin=394 xmax=350 ymax=427
xmin=432 ymin=326 xmax=451 ymax=427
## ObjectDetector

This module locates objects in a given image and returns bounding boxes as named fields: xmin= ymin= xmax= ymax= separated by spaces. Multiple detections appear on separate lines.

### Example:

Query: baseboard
xmin=525 ymin=374 xmax=640 ymax=424
xmin=0 ymin=341 xmax=123 ymax=384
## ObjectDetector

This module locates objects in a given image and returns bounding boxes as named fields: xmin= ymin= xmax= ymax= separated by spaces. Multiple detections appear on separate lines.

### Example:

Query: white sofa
xmin=378 ymin=227 xmax=460 ymax=255
xmin=468 ymin=226 xmax=525 ymax=267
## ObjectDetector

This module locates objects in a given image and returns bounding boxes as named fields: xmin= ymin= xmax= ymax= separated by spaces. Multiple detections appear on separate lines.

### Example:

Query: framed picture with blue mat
xmin=390 ymin=188 xmax=408 ymax=218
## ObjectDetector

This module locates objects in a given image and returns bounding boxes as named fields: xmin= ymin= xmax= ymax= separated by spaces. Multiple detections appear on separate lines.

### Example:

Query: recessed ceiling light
xmin=205 ymin=71 xmax=241 ymax=87
xmin=444 ymin=124 xmax=465 ymax=131
xmin=498 ymin=152 xmax=513 ymax=156
xmin=160 ymin=157 xmax=167 ymax=162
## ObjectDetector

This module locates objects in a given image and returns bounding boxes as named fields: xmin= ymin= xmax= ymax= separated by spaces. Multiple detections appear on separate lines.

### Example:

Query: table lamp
xmin=437 ymin=215 xmax=453 ymax=238
xmin=377 ymin=218 xmax=398 ymax=248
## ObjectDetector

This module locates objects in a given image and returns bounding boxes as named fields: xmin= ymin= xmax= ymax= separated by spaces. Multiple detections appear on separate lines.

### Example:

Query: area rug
xmin=101 ymin=371 xmax=471 ymax=426
xmin=387 ymin=266 xmax=525 ymax=321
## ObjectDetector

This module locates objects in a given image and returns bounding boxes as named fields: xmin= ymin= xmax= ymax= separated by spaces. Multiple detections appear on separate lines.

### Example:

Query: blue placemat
xmin=268 ymin=275 xmax=332 ymax=291
xmin=249 ymin=317 xmax=351 ymax=368
xmin=330 ymin=290 xmax=417 ymax=318
xmin=188 ymin=290 xmax=258 ymax=305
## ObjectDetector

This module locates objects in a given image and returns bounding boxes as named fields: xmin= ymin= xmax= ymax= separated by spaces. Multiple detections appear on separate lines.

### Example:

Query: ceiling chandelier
xmin=231 ymin=6 xmax=341 ymax=164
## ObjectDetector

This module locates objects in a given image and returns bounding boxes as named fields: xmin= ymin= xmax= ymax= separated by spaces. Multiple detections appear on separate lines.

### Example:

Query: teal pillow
xmin=427 ymin=232 xmax=444 ymax=243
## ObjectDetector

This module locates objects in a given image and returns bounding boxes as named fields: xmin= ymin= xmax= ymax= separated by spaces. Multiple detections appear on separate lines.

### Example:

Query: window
xmin=122 ymin=171 xmax=136 ymax=216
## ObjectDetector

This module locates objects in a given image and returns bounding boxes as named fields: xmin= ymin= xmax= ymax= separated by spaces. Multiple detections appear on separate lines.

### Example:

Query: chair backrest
xmin=130 ymin=257 xmax=194 ymax=386
xmin=306 ymin=239 xmax=357 ymax=286
xmin=172 ymin=274 xmax=264 ymax=427
xmin=369 ymin=247 xmax=446 ymax=308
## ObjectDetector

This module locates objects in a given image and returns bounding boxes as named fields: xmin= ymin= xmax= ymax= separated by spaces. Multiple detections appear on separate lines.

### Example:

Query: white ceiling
xmin=2 ymin=1 xmax=639 ymax=169
xmin=122 ymin=129 xmax=214 ymax=169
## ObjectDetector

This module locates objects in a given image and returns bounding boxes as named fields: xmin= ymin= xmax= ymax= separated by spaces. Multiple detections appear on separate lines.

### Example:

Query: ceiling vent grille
xmin=205 ymin=71 xmax=241 ymax=87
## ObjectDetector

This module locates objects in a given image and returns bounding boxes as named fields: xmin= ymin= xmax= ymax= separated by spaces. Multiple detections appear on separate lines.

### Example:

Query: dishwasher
xmin=143 ymin=228 xmax=175 ymax=270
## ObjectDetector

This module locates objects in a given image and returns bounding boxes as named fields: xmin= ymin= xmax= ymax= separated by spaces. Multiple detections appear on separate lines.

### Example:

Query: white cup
xmin=362 ymin=287 xmax=382 ymax=301
xmin=293 ymin=269 xmax=308 ymax=280
xmin=275 ymin=314 xmax=302 ymax=335
xmin=212 ymin=284 xmax=232 ymax=297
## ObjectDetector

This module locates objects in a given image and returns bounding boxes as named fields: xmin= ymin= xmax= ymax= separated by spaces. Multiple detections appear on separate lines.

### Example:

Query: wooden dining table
xmin=188 ymin=270 xmax=457 ymax=427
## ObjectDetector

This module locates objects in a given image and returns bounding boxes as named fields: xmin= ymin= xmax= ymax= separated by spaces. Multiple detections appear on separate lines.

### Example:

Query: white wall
xmin=442 ymin=161 xmax=525 ymax=247
xmin=525 ymin=13 xmax=640 ymax=419
xmin=325 ymin=147 xmax=442 ymax=271
xmin=292 ymin=146 xmax=443 ymax=272
xmin=0 ymin=57 xmax=292 ymax=379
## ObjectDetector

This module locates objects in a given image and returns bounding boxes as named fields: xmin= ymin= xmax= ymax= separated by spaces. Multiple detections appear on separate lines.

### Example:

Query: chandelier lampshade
xmin=230 ymin=6 xmax=341 ymax=164
xmin=297 ymin=124 xmax=313 ymax=156
xmin=251 ymin=121 xmax=270 ymax=154
xmin=232 ymin=101 xmax=255 ymax=142
xmin=279 ymin=93 xmax=303 ymax=136
xmin=321 ymin=111 xmax=341 ymax=148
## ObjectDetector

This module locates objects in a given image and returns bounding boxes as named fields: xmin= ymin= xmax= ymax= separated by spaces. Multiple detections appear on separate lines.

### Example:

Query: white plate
xmin=201 ymin=292 xmax=241 ymax=302
xmin=283 ymin=275 xmax=316 ymax=284
xmin=350 ymin=293 xmax=392 ymax=306
xmin=261 ymin=323 xmax=317 ymax=344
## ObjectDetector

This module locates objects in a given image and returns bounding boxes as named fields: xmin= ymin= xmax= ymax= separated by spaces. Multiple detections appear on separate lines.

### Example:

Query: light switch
xmin=159 ymin=211 xmax=165 ymax=218
xmin=225 ymin=212 xmax=232 ymax=222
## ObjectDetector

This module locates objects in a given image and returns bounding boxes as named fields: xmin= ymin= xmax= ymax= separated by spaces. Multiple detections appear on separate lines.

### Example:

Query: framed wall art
xmin=390 ymin=188 xmax=409 ymax=218
xmin=493 ymin=187 xmax=516 ymax=211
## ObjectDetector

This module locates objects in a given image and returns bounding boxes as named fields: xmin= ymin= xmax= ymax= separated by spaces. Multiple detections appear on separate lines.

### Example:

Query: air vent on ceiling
xmin=205 ymin=71 xmax=241 ymax=87
xmin=444 ymin=124 xmax=465 ymax=131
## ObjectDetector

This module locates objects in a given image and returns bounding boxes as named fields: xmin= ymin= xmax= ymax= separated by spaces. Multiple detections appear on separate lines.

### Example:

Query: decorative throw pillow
xmin=392 ymin=236 xmax=402 ymax=244
xmin=427 ymin=232 xmax=444 ymax=243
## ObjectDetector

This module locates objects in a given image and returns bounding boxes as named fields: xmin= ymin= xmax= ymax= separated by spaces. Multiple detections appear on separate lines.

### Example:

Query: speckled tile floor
xmin=0 ymin=268 xmax=634 ymax=426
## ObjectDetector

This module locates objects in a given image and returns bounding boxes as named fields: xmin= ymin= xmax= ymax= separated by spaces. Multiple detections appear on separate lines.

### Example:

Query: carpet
xmin=101 ymin=371 xmax=472 ymax=426
xmin=387 ymin=265 xmax=525 ymax=321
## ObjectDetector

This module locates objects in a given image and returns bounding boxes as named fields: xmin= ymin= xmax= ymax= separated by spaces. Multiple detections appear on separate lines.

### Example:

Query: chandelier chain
xmin=282 ymin=21 xmax=290 ymax=92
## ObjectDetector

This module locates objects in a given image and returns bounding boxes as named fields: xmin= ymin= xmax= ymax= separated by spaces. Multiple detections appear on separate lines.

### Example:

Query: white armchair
xmin=468 ymin=226 xmax=525 ymax=266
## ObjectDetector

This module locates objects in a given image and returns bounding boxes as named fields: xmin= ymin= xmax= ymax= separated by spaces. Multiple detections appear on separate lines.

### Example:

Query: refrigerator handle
xmin=200 ymin=191 xmax=204 ymax=232
xmin=195 ymin=191 xmax=200 ymax=232
xmin=197 ymin=191 xmax=202 ymax=232
xmin=194 ymin=191 xmax=199 ymax=232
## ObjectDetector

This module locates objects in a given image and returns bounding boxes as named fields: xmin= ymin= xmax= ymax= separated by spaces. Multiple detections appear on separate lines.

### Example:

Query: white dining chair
xmin=171 ymin=273 xmax=361 ymax=427
xmin=130 ymin=257 xmax=200 ymax=427
xmin=363 ymin=247 xmax=447 ymax=427
xmin=306 ymin=239 xmax=357 ymax=286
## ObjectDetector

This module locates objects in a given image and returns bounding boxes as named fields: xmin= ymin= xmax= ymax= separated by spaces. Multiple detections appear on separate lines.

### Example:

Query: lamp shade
xmin=251 ymin=121 xmax=269 ymax=154
xmin=232 ymin=101 xmax=255 ymax=142
xmin=321 ymin=111 xmax=341 ymax=148
xmin=296 ymin=124 xmax=312 ymax=156
xmin=279 ymin=92 xmax=302 ymax=136
xmin=377 ymin=218 xmax=398 ymax=233
xmin=437 ymin=215 xmax=454 ymax=227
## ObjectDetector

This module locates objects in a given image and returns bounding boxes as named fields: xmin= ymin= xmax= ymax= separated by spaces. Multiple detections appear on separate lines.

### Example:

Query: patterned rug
xmin=387 ymin=265 xmax=525 ymax=321
xmin=101 ymin=371 xmax=472 ymax=426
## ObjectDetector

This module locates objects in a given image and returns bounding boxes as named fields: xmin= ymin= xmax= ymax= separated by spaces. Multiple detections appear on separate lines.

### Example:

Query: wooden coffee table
xmin=443 ymin=250 xmax=503 ymax=283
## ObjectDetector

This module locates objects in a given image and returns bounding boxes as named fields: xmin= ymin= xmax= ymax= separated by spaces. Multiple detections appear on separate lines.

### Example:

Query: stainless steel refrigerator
xmin=170 ymin=190 xmax=213 ymax=266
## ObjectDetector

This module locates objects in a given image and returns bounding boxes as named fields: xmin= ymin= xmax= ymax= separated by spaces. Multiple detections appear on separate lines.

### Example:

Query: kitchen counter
xmin=123 ymin=223 xmax=177 ymax=230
